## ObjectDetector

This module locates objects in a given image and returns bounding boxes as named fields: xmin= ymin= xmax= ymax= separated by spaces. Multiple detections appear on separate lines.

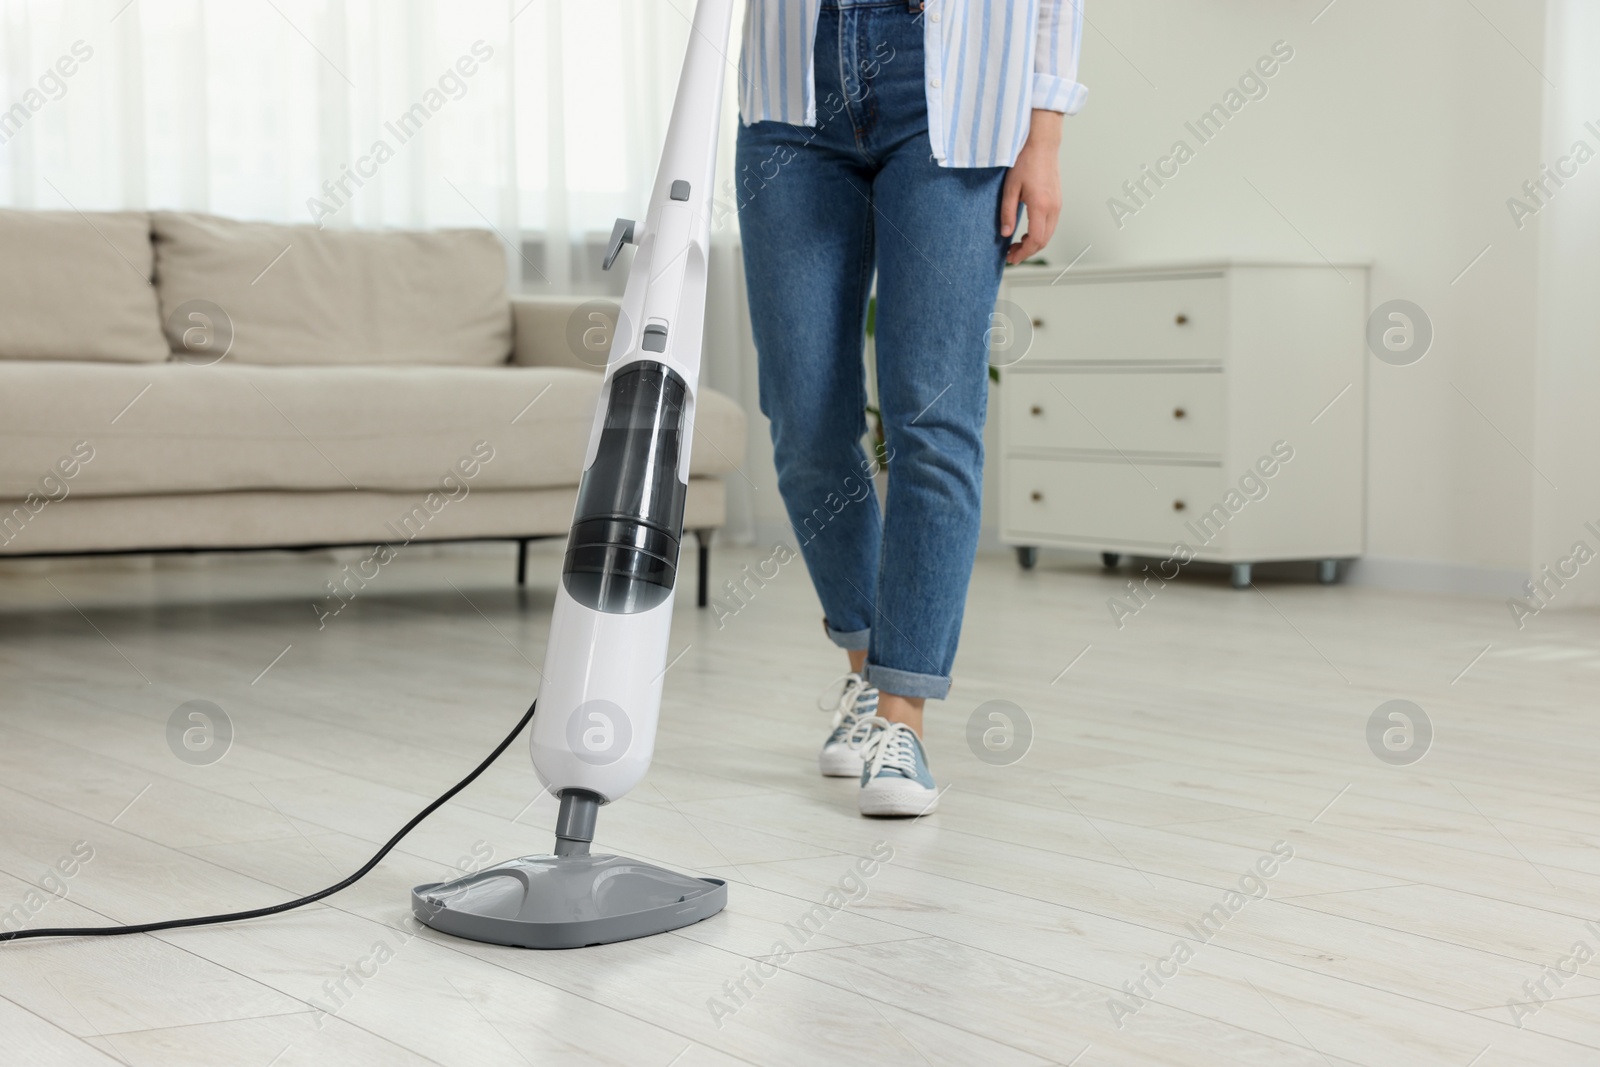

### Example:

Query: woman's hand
xmin=1000 ymin=109 xmax=1064 ymax=266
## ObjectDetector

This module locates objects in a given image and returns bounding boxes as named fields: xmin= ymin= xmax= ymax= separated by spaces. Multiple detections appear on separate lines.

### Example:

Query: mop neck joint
xmin=553 ymin=788 xmax=603 ymax=856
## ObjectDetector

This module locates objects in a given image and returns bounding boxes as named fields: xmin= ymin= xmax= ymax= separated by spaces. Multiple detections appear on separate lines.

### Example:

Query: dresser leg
xmin=1230 ymin=562 xmax=1252 ymax=589
xmin=1016 ymin=546 xmax=1038 ymax=570
xmin=1318 ymin=559 xmax=1340 ymax=585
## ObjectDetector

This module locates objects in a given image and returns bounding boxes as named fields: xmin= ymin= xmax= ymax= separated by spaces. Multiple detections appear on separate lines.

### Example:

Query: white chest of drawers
xmin=997 ymin=262 xmax=1367 ymax=587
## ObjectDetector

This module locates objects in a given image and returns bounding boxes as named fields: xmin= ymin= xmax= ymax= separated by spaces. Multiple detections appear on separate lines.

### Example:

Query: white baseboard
xmin=1340 ymin=556 xmax=1528 ymax=599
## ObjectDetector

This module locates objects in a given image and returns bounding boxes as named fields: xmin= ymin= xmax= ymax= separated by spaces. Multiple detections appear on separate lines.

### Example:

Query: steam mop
xmin=408 ymin=0 xmax=736 ymax=948
xmin=0 ymin=0 xmax=733 ymax=950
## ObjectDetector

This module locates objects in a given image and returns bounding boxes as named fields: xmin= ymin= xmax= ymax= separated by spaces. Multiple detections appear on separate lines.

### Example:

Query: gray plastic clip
xmin=602 ymin=217 xmax=636 ymax=271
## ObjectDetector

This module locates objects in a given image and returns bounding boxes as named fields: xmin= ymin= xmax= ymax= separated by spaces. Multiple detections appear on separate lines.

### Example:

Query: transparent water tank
xmin=562 ymin=361 xmax=690 ymax=614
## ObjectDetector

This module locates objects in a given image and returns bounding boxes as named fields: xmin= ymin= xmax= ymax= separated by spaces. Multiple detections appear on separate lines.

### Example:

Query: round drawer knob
xmin=1172 ymin=500 xmax=1186 ymax=511
xmin=1173 ymin=407 xmax=1186 ymax=420
xmin=1030 ymin=404 xmax=1044 ymax=416
xmin=1175 ymin=313 xmax=1188 ymax=325
xmin=1030 ymin=491 xmax=1044 ymax=502
xmin=1031 ymin=318 xmax=1044 ymax=328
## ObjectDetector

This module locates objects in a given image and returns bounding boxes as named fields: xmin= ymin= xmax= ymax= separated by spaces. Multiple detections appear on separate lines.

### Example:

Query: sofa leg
xmin=694 ymin=530 xmax=711 ymax=608
xmin=516 ymin=538 xmax=529 ymax=586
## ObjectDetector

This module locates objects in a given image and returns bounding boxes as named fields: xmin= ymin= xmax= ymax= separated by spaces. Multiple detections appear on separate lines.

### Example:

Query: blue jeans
xmin=736 ymin=0 xmax=1008 ymax=700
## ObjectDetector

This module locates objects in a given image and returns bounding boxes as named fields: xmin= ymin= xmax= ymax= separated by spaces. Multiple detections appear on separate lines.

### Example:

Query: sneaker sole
xmin=859 ymin=787 xmax=940 ymax=817
xmin=819 ymin=748 xmax=865 ymax=777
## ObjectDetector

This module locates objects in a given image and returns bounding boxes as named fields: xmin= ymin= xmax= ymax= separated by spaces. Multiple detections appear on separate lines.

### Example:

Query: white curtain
xmin=0 ymin=0 xmax=759 ymax=541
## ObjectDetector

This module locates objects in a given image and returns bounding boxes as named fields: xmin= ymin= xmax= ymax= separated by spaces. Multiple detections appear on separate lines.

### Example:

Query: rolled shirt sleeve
xmin=1032 ymin=0 xmax=1088 ymax=114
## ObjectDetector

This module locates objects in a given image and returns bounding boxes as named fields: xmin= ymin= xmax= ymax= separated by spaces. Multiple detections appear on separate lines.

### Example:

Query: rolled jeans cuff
xmin=865 ymin=663 xmax=951 ymax=701
xmin=824 ymin=620 xmax=871 ymax=651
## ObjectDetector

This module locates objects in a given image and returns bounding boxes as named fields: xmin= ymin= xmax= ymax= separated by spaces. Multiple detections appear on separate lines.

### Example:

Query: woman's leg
xmin=735 ymin=117 xmax=881 ymax=664
xmin=868 ymin=151 xmax=1010 ymax=715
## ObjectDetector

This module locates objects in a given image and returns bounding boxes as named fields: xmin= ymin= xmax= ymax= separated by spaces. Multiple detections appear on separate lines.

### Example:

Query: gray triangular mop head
xmin=412 ymin=853 xmax=726 ymax=950
xmin=413 ymin=791 xmax=727 ymax=948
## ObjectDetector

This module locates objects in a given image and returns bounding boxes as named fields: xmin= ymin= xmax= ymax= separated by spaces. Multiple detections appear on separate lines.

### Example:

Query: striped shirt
xmin=738 ymin=0 xmax=1087 ymax=168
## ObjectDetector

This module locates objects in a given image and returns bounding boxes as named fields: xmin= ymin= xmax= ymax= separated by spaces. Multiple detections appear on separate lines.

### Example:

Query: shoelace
xmin=849 ymin=716 xmax=921 ymax=780
xmin=817 ymin=672 xmax=864 ymax=712
xmin=820 ymin=673 xmax=877 ymax=735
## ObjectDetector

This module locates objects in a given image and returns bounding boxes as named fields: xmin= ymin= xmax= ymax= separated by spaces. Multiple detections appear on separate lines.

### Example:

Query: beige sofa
xmin=0 ymin=210 xmax=746 ymax=604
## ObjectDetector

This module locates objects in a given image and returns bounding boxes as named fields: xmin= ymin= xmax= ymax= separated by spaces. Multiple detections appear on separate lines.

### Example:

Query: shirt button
xmin=930 ymin=78 xmax=940 ymax=88
xmin=931 ymin=12 xmax=941 ymax=20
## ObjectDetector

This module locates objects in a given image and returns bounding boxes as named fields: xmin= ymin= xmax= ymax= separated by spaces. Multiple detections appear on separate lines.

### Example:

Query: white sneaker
xmin=852 ymin=717 xmax=940 ymax=817
xmin=817 ymin=673 xmax=879 ymax=777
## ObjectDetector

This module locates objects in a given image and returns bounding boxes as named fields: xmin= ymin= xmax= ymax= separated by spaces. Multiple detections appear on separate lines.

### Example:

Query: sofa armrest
xmin=511 ymin=294 xmax=615 ymax=372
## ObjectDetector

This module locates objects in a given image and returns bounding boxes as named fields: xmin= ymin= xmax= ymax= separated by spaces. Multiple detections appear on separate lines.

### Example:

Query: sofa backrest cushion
xmin=0 ymin=209 xmax=170 ymax=363
xmin=510 ymin=295 xmax=616 ymax=372
xmin=151 ymin=212 xmax=512 ymax=366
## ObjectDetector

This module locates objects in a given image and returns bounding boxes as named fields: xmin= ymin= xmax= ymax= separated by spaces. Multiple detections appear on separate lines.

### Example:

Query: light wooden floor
xmin=1 ymin=544 xmax=1598 ymax=1066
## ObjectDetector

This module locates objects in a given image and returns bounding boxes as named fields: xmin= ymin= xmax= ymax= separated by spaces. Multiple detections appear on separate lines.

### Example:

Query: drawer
xmin=1006 ymin=276 xmax=1225 ymax=363
xmin=1005 ymin=371 xmax=1224 ymax=455
xmin=1002 ymin=457 xmax=1225 ymax=550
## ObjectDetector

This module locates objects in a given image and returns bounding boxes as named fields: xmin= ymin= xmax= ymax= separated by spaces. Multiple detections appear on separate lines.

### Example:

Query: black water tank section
xmin=562 ymin=361 xmax=690 ymax=613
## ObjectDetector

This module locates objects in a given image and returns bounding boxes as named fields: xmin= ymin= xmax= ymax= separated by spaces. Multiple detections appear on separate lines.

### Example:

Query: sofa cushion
xmin=151 ymin=212 xmax=512 ymax=366
xmin=0 ymin=362 xmax=746 ymax=499
xmin=0 ymin=209 xmax=169 ymax=363
xmin=511 ymin=294 xmax=616 ymax=372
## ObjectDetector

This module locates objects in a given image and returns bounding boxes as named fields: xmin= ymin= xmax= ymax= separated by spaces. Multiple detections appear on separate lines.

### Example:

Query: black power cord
xmin=0 ymin=700 xmax=538 ymax=943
